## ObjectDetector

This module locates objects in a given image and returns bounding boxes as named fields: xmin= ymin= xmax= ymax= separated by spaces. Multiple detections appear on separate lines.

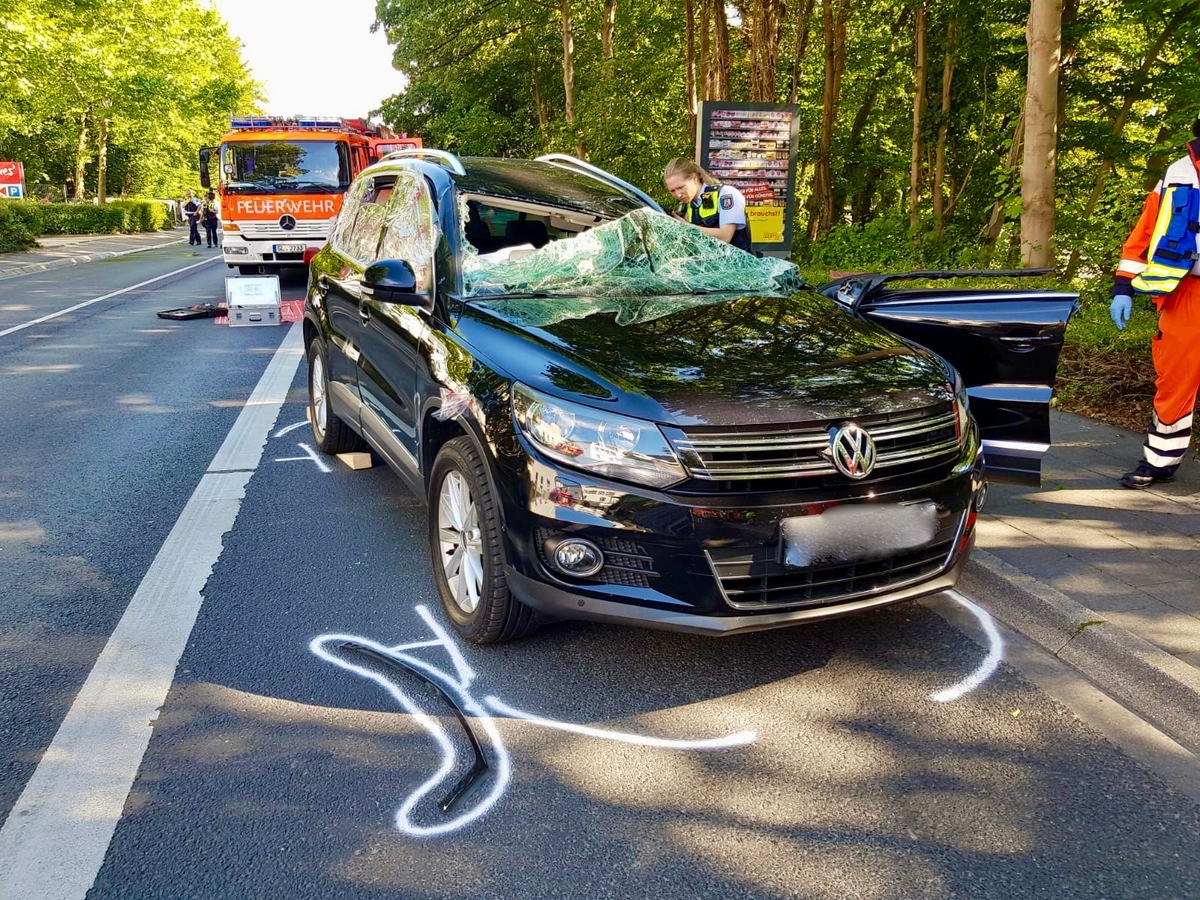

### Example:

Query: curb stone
xmin=962 ymin=549 xmax=1200 ymax=755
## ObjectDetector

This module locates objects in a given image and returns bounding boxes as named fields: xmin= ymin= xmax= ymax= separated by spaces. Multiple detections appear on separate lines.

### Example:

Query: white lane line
xmin=0 ymin=323 xmax=305 ymax=900
xmin=928 ymin=590 xmax=1005 ymax=702
xmin=0 ymin=255 xmax=221 ymax=338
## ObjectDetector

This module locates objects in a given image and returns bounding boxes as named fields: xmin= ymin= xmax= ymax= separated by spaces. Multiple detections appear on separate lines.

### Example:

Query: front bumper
xmin=223 ymin=234 xmax=325 ymax=268
xmin=494 ymin=433 xmax=985 ymax=635
xmin=508 ymin=543 xmax=972 ymax=635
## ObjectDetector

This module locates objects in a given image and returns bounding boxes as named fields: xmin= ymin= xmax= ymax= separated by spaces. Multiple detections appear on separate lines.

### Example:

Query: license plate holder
xmin=779 ymin=501 xmax=939 ymax=569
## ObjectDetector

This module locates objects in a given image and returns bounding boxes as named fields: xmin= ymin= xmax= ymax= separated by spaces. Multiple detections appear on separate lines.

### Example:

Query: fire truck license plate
xmin=274 ymin=243 xmax=305 ymax=254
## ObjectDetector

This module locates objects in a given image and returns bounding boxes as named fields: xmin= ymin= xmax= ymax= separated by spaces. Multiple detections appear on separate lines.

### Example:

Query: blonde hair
xmin=663 ymin=157 xmax=718 ymax=186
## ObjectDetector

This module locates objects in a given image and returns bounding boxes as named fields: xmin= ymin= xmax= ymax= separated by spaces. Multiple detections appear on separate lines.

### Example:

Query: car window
xmin=331 ymin=177 xmax=371 ymax=252
xmin=380 ymin=170 xmax=438 ymax=295
xmin=343 ymin=186 xmax=388 ymax=264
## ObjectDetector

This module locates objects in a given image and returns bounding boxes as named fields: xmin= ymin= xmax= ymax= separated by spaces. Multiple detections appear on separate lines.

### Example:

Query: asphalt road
xmin=1 ymin=248 xmax=1198 ymax=900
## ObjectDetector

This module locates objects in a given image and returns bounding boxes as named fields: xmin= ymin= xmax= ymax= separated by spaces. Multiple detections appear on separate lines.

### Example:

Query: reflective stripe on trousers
xmin=1145 ymin=275 xmax=1200 ymax=468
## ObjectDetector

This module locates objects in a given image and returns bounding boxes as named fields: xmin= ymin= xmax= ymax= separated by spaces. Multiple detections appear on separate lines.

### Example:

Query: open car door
xmin=821 ymin=270 xmax=1078 ymax=487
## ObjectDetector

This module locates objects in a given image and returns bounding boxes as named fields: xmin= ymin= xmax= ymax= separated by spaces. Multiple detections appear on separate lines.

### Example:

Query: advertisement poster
xmin=0 ymin=161 xmax=25 ymax=198
xmin=696 ymin=103 xmax=800 ymax=257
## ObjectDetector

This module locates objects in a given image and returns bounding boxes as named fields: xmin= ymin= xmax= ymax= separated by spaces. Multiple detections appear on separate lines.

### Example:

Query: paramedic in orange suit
xmin=1109 ymin=118 xmax=1200 ymax=489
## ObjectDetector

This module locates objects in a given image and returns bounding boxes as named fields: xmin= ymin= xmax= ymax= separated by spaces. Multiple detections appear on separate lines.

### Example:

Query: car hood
xmin=456 ymin=290 xmax=952 ymax=427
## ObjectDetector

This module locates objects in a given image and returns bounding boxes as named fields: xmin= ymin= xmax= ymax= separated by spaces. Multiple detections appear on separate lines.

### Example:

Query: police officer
xmin=182 ymin=189 xmax=202 ymax=246
xmin=1109 ymin=118 xmax=1200 ymax=488
xmin=663 ymin=158 xmax=752 ymax=253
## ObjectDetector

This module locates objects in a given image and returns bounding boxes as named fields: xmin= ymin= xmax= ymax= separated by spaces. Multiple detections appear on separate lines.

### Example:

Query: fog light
xmin=550 ymin=538 xmax=604 ymax=577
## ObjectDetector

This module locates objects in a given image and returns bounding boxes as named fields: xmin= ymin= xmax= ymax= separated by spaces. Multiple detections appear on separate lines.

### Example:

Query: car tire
xmin=429 ymin=437 xmax=539 ymax=644
xmin=307 ymin=335 xmax=366 ymax=454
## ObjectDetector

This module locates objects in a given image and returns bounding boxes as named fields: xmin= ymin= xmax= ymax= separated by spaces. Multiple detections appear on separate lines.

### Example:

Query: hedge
xmin=0 ymin=199 xmax=172 ymax=250
xmin=110 ymin=199 xmax=170 ymax=232
xmin=0 ymin=201 xmax=44 ymax=252
xmin=38 ymin=203 xmax=133 ymax=235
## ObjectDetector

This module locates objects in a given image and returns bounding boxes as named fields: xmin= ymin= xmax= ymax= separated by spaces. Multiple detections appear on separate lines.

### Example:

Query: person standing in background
xmin=202 ymin=190 xmax=220 ymax=248
xmin=1108 ymin=118 xmax=1200 ymax=489
xmin=182 ymin=189 xmax=202 ymax=246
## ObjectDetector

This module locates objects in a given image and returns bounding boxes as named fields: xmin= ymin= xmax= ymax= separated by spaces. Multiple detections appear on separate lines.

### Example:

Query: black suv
xmin=303 ymin=150 xmax=1076 ymax=643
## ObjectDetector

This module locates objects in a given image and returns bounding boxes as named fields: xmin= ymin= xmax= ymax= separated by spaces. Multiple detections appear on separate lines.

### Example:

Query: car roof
xmin=428 ymin=157 xmax=649 ymax=220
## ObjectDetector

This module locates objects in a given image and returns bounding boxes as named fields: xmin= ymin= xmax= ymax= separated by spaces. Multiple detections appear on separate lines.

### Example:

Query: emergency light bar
xmin=228 ymin=116 xmax=371 ymax=132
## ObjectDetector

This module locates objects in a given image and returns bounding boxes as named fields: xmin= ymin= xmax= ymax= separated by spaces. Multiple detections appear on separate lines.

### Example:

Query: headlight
xmin=951 ymin=371 xmax=971 ymax=447
xmin=512 ymin=383 xmax=686 ymax=489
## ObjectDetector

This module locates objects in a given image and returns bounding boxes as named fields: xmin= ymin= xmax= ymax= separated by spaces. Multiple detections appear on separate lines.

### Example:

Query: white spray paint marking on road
xmin=0 ymin=324 xmax=305 ymax=900
xmin=928 ymin=590 xmax=1005 ymax=702
xmin=274 ymin=419 xmax=309 ymax=438
xmin=274 ymin=442 xmax=332 ymax=473
xmin=0 ymin=255 xmax=221 ymax=338
xmin=310 ymin=630 xmax=513 ymax=838
xmin=483 ymin=697 xmax=757 ymax=749
xmin=312 ymin=604 xmax=756 ymax=837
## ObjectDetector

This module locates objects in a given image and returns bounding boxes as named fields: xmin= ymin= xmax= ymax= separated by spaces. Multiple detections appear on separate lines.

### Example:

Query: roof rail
xmin=378 ymin=148 xmax=466 ymax=175
xmin=535 ymin=154 xmax=663 ymax=213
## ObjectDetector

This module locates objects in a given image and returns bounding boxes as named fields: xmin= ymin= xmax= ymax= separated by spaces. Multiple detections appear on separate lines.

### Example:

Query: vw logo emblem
xmin=828 ymin=423 xmax=876 ymax=479
xmin=279 ymin=214 xmax=297 ymax=231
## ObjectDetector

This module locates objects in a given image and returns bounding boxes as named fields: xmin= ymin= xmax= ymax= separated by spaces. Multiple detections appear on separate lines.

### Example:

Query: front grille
xmin=534 ymin=529 xmax=658 ymax=588
xmin=237 ymin=221 xmax=327 ymax=240
xmin=707 ymin=536 xmax=956 ymax=611
xmin=672 ymin=406 xmax=959 ymax=483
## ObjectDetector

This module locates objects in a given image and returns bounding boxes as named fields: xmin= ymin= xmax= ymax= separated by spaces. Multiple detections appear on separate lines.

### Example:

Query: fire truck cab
xmin=200 ymin=117 xmax=419 ymax=275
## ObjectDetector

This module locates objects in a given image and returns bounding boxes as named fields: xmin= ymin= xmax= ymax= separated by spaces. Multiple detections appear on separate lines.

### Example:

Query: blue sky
xmin=209 ymin=0 xmax=407 ymax=119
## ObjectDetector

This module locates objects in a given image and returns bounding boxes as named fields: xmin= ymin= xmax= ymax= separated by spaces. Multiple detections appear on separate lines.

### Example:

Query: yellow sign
xmin=746 ymin=206 xmax=785 ymax=244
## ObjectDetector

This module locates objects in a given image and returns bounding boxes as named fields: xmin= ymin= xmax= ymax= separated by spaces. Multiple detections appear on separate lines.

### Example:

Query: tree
xmin=0 ymin=0 xmax=258 ymax=199
xmin=1019 ymin=0 xmax=1063 ymax=267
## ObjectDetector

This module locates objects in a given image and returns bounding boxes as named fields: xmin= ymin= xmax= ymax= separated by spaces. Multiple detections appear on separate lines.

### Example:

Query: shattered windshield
xmin=461 ymin=207 xmax=805 ymax=304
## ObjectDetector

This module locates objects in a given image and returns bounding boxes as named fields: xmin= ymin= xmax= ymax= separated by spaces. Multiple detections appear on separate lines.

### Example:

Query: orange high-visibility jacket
xmin=1115 ymin=139 xmax=1200 ymax=309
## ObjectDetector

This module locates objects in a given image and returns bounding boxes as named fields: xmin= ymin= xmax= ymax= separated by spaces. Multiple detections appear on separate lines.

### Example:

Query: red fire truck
xmin=200 ymin=117 xmax=422 ymax=275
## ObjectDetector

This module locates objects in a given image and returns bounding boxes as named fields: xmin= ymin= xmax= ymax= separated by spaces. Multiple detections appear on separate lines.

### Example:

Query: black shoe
xmin=1120 ymin=461 xmax=1177 ymax=489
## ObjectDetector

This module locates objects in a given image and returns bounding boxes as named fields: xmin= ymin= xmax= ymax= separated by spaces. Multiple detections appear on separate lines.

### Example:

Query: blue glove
xmin=1109 ymin=293 xmax=1132 ymax=330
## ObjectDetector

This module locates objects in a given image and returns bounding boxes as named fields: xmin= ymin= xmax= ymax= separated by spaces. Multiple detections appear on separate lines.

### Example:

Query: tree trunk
xmin=810 ymin=0 xmax=850 ymax=238
xmin=686 ymin=0 xmax=697 ymax=135
xmin=711 ymin=0 xmax=731 ymax=101
xmin=560 ymin=0 xmax=585 ymax=157
xmin=533 ymin=68 xmax=549 ymax=137
xmin=1062 ymin=0 xmax=1198 ymax=278
xmin=601 ymin=0 xmax=617 ymax=60
xmin=73 ymin=113 xmax=90 ymax=201
xmin=748 ymin=0 xmax=786 ymax=102
xmin=833 ymin=59 xmax=889 ymax=218
xmin=699 ymin=0 xmax=710 ymax=101
xmin=96 ymin=115 xmax=109 ymax=205
xmin=1019 ymin=0 xmax=1063 ymax=268
xmin=982 ymin=111 xmax=1024 ymax=249
xmin=909 ymin=0 xmax=927 ymax=234
xmin=788 ymin=0 xmax=816 ymax=104
xmin=932 ymin=20 xmax=957 ymax=240
xmin=836 ymin=9 xmax=907 ymax=222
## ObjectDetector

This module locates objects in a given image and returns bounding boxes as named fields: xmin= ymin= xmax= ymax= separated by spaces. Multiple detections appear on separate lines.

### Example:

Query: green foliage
xmin=110 ymin=199 xmax=170 ymax=231
xmin=0 ymin=0 xmax=261 ymax=200
xmin=37 ymin=203 xmax=129 ymax=235
xmin=0 ymin=201 xmax=44 ymax=251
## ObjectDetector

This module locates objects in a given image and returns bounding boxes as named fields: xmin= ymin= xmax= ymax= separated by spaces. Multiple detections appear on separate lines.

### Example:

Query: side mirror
xmin=198 ymin=147 xmax=212 ymax=189
xmin=362 ymin=259 xmax=431 ymax=309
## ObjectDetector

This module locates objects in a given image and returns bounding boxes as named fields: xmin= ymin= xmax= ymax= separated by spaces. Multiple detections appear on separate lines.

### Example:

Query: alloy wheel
xmin=437 ymin=470 xmax=484 ymax=613
xmin=310 ymin=352 xmax=328 ymax=437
